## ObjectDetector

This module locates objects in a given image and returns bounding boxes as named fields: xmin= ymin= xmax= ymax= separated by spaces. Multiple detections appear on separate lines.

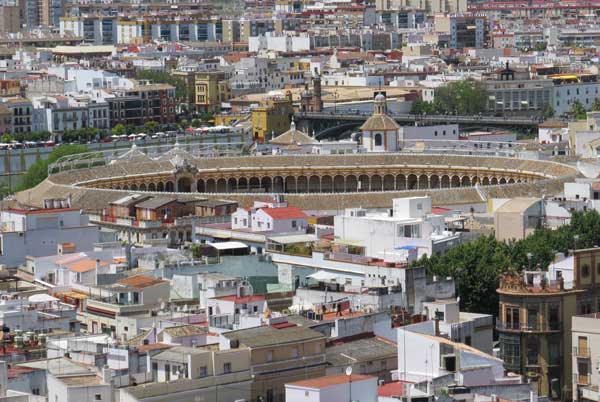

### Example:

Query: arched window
xmin=374 ymin=133 xmax=383 ymax=146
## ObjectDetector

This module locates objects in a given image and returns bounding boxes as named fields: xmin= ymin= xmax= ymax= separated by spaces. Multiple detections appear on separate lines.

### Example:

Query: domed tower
xmin=359 ymin=92 xmax=400 ymax=152
xmin=373 ymin=92 xmax=387 ymax=115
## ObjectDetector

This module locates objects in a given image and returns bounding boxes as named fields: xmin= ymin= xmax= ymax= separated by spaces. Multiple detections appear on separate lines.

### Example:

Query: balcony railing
xmin=496 ymin=322 xmax=561 ymax=332
xmin=573 ymin=347 xmax=591 ymax=359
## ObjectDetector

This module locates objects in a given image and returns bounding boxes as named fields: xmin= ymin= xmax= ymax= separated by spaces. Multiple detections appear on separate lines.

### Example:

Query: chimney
xmin=434 ymin=318 xmax=440 ymax=336
xmin=101 ymin=365 xmax=113 ymax=385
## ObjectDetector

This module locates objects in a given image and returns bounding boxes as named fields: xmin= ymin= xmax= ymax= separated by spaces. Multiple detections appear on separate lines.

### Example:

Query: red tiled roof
xmin=288 ymin=374 xmax=374 ymax=389
xmin=431 ymin=207 xmax=451 ymax=215
xmin=137 ymin=343 xmax=172 ymax=353
xmin=66 ymin=259 xmax=109 ymax=273
xmin=260 ymin=207 xmax=307 ymax=220
xmin=214 ymin=295 xmax=265 ymax=303
xmin=271 ymin=322 xmax=297 ymax=329
xmin=118 ymin=275 xmax=168 ymax=289
xmin=378 ymin=381 xmax=412 ymax=397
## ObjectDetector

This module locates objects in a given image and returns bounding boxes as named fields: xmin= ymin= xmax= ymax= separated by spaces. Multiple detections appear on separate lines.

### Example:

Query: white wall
xmin=286 ymin=377 xmax=378 ymax=402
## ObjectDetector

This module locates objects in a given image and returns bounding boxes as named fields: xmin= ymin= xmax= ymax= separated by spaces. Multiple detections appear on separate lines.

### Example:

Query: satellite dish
xmin=345 ymin=366 xmax=353 ymax=376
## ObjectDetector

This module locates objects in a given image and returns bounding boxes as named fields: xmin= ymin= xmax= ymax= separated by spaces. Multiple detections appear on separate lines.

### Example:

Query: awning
xmin=307 ymin=270 xmax=338 ymax=282
xmin=208 ymin=241 xmax=248 ymax=251
xmin=267 ymin=234 xmax=317 ymax=245
xmin=28 ymin=294 xmax=58 ymax=303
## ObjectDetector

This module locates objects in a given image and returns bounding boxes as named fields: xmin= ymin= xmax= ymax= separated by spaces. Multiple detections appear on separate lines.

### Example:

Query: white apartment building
xmin=286 ymin=374 xmax=378 ymax=402
xmin=553 ymin=74 xmax=600 ymax=116
xmin=0 ymin=207 xmax=100 ymax=268
xmin=334 ymin=196 xmax=460 ymax=259
xmin=0 ymin=296 xmax=78 ymax=333
xmin=571 ymin=313 xmax=600 ymax=402
xmin=171 ymin=273 xmax=253 ymax=308
xmin=422 ymin=299 xmax=494 ymax=354
xmin=249 ymin=33 xmax=311 ymax=53
xmin=397 ymin=323 xmax=522 ymax=386
xmin=47 ymin=371 xmax=114 ymax=402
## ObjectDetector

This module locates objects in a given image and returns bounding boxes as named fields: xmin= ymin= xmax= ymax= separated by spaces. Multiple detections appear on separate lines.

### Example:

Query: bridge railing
xmin=296 ymin=111 xmax=542 ymax=125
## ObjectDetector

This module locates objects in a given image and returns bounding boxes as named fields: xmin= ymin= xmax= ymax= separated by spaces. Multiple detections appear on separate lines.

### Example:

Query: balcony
xmin=573 ymin=347 xmax=591 ymax=359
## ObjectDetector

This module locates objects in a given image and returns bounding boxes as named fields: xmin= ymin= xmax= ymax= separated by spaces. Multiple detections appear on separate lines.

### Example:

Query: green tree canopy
xmin=410 ymin=80 xmax=489 ymax=115
xmin=571 ymin=100 xmax=587 ymax=120
xmin=541 ymin=103 xmax=555 ymax=119
xmin=143 ymin=121 xmax=160 ymax=134
xmin=17 ymin=144 xmax=87 ymax=191
xmin=111 ymin=124 xmax=127 ymax=137
xmin=135 ymin=70 xmax=189 ymax=101
xmin=414 ymin=210 xmax=600 ymax=315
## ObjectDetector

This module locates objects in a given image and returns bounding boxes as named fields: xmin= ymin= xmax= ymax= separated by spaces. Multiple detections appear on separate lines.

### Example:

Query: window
xmin=582 ymin=264 xmax=590 ymax=278
xmin=549 ymin=304 xmax=560 ymax=330
xmin=223 ymin=362 xmax=232 ymax=374
xmin=527 ymin=307 xmax=537 ymax=330
xmin=465 ymin=336 xmax=471 ymax=346
xmin=374 ymin=133 xmax=383 ymax=146
xmin=505 ymin=306 xmax=520 ymax=329
xmin=526 ymin=336 xmax=539 ymax=365
xmin=292 ymin=220 xmax=297 ymax=228
xmin=266 ymin=350 xmax=273 ymax=362
xmin=199 ymin=366 xmax=208 ymax=377
xmin=95 ymin=394 xmax=102 ymax=401
xmin=399 ymin=224 xmax=421 ymax=238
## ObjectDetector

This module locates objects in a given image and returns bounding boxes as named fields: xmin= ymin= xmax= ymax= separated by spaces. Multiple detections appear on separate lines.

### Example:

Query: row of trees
xmin=414 ymin=210 xmax=600 ymax=315
xmin=110 ymin=115 xmax=213 ymax=137
xmin=1 ymin=132 xmax=52 ymax=143
xmin=410 ymin=80 xmax=490 ymax=116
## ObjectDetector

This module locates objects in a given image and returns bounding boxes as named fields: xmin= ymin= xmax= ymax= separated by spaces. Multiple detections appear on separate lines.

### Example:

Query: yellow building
xmin=251 ymin=96 xmax=294 ymax=142
xmin=171 ymin=70 xmax=196 ymax=106
xmin=194 ymin=71 xmax=231 ymax=113
xmin=497 ymin=248 xmax=600 ymax=400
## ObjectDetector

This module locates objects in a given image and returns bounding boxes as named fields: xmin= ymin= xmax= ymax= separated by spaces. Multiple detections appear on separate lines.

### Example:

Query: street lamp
xmin=334 ymin=90 xmax=338 ymax=114
xmin=526 ymin=252 xmax=533 ymax=270
xmin=345 ymin=366 xmax=353 ymax=402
